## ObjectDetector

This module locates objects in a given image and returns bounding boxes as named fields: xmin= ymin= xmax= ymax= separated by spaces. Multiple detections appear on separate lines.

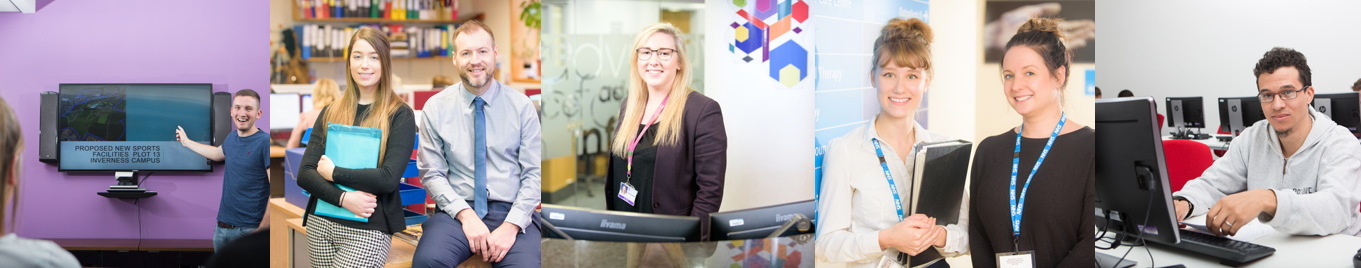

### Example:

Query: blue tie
xmin=473 ymin=97 xmax=488 ymax=219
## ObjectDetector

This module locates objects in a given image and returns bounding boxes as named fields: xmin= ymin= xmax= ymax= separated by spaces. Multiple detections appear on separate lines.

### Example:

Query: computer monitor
xmin=1165 ymin=97 xmax=1205 ymax=129
xmin=1217 ymin=96 xmax=1265 ymax=135
xmin=540 ymin=204 xmax=702 ymax=242
xmin=708 ymin=199 xmax=815 ymax=241
xmin=270 ymin=93 xmax=301 ymax=130
xmin=302 ymin=94 xmax=314 ymax=112
xmin=1311 ymin=92 xmax=1360 ymax=134
xmin=57 ymin=84 xmax=213 ymax=172
xmin=1095 ymin=97 xmax=1180 ymax=245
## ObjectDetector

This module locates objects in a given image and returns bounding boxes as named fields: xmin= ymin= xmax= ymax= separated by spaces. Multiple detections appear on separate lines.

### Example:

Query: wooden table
xmin=139 ymin=239 xmax=214 ymax=252
xmin=48 ymin=239 xmax=140 ymax=251
xmin=49 ymin=238 xmax=212 ymax=252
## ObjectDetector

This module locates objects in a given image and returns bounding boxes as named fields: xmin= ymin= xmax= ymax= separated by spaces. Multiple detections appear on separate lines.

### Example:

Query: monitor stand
xmin=98 ymin=171 xmax=157 ymax=199
xmin=1096 ymin=251 xmax=1138 ymax=268
xmin=1171 ymin=127 xmax=1211 ymax=140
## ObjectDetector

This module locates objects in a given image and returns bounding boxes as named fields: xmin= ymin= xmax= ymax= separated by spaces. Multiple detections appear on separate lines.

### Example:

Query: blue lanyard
xmin=871 ymin=138 xmax=906 ymax=221
xmin=1010 ymin=112 xmax=1066 ymax=237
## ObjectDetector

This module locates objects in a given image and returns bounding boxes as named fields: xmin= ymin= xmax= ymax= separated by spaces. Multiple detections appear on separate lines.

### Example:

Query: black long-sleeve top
xmin=298 ymin=103 xmax=417 ymax=235
xmin=969 ymin=127 xmax=1095 ymax=268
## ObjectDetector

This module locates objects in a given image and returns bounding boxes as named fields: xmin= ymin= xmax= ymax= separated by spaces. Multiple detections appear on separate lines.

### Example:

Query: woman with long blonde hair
xmin=604 ymin=22 xmax=728 ymax=240
xmin=287 ymin=78 xmax=341 ymax=149
xmin=297 ymin=27 xmax=417 ymax=267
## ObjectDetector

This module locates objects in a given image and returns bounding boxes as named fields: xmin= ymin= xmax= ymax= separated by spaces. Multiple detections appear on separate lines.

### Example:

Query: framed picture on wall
xmin=511 ymin=0 xmax=541 ymax=83
xmin=983 ymin=0 xmax=1095 ymax=63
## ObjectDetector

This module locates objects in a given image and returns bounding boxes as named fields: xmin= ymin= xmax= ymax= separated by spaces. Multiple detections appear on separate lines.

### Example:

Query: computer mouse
xmin=1353 ymin=247 xmax=1361 ymax=268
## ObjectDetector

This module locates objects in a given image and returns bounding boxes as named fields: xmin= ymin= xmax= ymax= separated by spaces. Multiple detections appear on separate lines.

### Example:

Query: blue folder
xmin=311 ymin=123 xmax=383 ymax=222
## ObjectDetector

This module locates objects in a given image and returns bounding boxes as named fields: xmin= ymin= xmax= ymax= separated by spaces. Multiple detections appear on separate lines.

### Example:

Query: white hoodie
xmin=1174 ymin=106 xmax=1361 ymax=236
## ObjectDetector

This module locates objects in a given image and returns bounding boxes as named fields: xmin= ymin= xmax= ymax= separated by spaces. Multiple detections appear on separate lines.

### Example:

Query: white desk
xmin=1095 ymin=216 xmax=1361 ymax=267
xmin=1163 ymin=135 xmax=1232 ymax=151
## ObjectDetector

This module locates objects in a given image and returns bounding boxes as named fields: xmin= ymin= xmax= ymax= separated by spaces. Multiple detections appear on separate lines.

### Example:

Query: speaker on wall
xmin=38 ymin=91 xmax=58 ymax=162
xmin=212 ymin=92 xmax=232 ymax=147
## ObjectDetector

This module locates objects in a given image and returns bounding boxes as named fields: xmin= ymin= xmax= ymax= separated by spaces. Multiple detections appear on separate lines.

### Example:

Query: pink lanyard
xmin=626 ymin=95 xmax=670 ymax=182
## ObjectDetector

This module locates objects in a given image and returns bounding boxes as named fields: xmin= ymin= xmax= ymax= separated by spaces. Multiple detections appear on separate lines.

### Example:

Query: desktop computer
xmin=1166 ymin=97 xmax=1209 ymax=139
xmin=1312 ymin=92 xmax=1360 ymax=136
xmin=1097 ymin=97 xmax=1276 ymax=266
xmin=539 ymin=204 xmax=702 ymax=242
xmin=1218 ymin=96 xmax=1266 ymax=137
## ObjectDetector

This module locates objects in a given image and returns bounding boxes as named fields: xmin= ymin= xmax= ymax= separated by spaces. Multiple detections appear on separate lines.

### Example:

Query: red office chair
xmin=1157 ymin=114 xmax=1165 ymax=131
xmin=1162 ymin=139 xmax=1214 ymax=192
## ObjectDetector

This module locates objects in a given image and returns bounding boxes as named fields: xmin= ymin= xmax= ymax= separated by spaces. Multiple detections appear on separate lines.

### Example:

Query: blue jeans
xmin=214 ymin=225 xmax=258 ymax=251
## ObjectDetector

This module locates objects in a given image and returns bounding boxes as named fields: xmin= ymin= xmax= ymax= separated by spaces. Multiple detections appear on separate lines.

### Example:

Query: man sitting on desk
xmin=175 ymin=89 xmax=272 ymax=251
xmin=410 ymin=20 xmax=543 ymax=267
xmin=1172 ymin=47 xmax=1361 ymax=237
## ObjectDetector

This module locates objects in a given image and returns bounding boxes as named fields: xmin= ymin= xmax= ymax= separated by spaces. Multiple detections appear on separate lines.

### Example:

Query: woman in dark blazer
xmin=604 ymin=22 xmax=727 ymax=241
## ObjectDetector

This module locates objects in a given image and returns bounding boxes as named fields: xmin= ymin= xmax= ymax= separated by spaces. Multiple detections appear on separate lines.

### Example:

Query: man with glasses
xmin=410 ymin=20 xmax=543 ymax=267
xmin=1171 ymin=47 xmax=1361 ymax=237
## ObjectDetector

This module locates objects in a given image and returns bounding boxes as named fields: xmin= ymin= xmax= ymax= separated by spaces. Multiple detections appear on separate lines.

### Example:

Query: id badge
xmin=996 ymin=251 xmax=1035 ymax=268
xmin=875 ymin=249 xmax=906 ymax=268
xmin=618 ymin=182 xmax=639 ymax=206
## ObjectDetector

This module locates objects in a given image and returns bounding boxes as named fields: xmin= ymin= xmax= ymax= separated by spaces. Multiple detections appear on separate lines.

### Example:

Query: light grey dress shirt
xmin=418 ymin=79 xmax=542 ymax=231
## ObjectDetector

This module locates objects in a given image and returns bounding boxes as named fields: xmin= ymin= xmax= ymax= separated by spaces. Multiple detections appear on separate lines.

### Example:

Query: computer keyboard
xmin=1149 ymin=229 xmax=1275 ymax=266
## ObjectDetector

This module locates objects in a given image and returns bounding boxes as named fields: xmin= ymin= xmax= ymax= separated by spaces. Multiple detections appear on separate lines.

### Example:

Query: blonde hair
xmin=610 ymin=23 xmax=694 ymax=157
xmin=0 ymin=95 xmax=22 ymax=234
xmin=311 ymin=78 xmax=341 ymax=109
xmin=871 ymin=18 xmax=934 ymax=80
xmin=320 ymin=27 xmax=409 ymax=164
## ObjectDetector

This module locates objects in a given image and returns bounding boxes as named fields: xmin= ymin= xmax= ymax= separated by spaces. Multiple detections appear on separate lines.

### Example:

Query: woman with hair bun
xmin=968 ymin=17 xmax=1094 ymax=267
xmin=816 ymin=17 xmax=968 ymax=268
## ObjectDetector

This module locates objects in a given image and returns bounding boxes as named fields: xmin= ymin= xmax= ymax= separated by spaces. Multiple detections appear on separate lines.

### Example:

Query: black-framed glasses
xmin=1258 ymin=86 xmax=1309 ymax=103
xmin=636 ymin=48 xmax=676 ymax=61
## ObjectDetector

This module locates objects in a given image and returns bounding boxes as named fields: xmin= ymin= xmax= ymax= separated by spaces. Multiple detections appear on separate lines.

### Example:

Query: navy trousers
xmin=411 ymin=201 xmax=541 ymax=268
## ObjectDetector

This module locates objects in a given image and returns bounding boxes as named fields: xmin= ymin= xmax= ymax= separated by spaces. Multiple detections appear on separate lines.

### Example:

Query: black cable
xmin=1115 ymin=189 xmax=1157 ymax=268
xmin=137 ymin=172 xmax=153 ymax=186
xmin=1095 ymin=210 xmax=1119 ymax=250
xmin=135 ymin=172 xmax=150 ymax=266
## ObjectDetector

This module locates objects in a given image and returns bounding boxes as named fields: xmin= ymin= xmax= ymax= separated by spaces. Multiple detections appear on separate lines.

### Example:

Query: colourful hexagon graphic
xmin=792 ymin=0 xmax=808 ymax=23
xmin=768 ymin=42 xmax=808 ymax=87
xmin=778 ymin=0 xmax=791 ymax=20
xmin=732 ymin=0 xmax=745 ymax=7
xmin=778 ymin=64 xmax=801 ymax=88
xmin=754 ymin=0 xmax=778 ymax=20
xmin=735 ymin=22 xmax=764 ymax=54
xmin=736 ymin=24 xmax=750 ymax=43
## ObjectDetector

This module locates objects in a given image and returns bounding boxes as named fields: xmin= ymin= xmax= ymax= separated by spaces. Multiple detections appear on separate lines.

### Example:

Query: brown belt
xmin=217 ymin=221 xmax=238 ymax=229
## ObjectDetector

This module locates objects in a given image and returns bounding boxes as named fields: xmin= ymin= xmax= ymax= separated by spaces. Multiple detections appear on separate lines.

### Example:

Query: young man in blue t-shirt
xmin=175 ymin=89 xmax=271 ymax=251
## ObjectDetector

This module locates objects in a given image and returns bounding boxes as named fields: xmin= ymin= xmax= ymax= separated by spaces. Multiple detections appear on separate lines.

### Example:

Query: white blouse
xmin=815 ymin=115 xmax=970 ymax=267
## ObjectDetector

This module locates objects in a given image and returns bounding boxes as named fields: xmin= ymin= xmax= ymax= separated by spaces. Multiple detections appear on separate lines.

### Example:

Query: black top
xmin=969 ymin=127 xmax=1094 ymax=268
xmin=609 ymin=123 xmax=659 ymax=213
xmin=298 ymin=103 xmax=417 ymax=235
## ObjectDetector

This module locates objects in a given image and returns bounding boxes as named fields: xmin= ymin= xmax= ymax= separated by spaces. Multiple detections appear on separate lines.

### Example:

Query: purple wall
xmin=0 ymin=0 xmax=268 ymax=240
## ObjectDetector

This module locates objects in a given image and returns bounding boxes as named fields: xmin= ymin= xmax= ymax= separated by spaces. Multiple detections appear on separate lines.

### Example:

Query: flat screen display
xmin=58 ymin=84 xmax=213 ymax=172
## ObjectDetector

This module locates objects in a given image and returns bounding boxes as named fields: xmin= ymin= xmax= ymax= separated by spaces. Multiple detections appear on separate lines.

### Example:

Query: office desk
xmin=1095 ymin=216 xmax=1361 ymax=267
xmin=541 ymin=235 xmax=815 ymax=267
xmin=1163 ymin=135 xmax=1231 ymax=151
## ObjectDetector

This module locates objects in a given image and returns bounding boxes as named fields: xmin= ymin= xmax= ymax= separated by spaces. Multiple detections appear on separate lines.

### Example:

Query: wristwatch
xmin=1171 ymin=196 xmax=1193 ymax=220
